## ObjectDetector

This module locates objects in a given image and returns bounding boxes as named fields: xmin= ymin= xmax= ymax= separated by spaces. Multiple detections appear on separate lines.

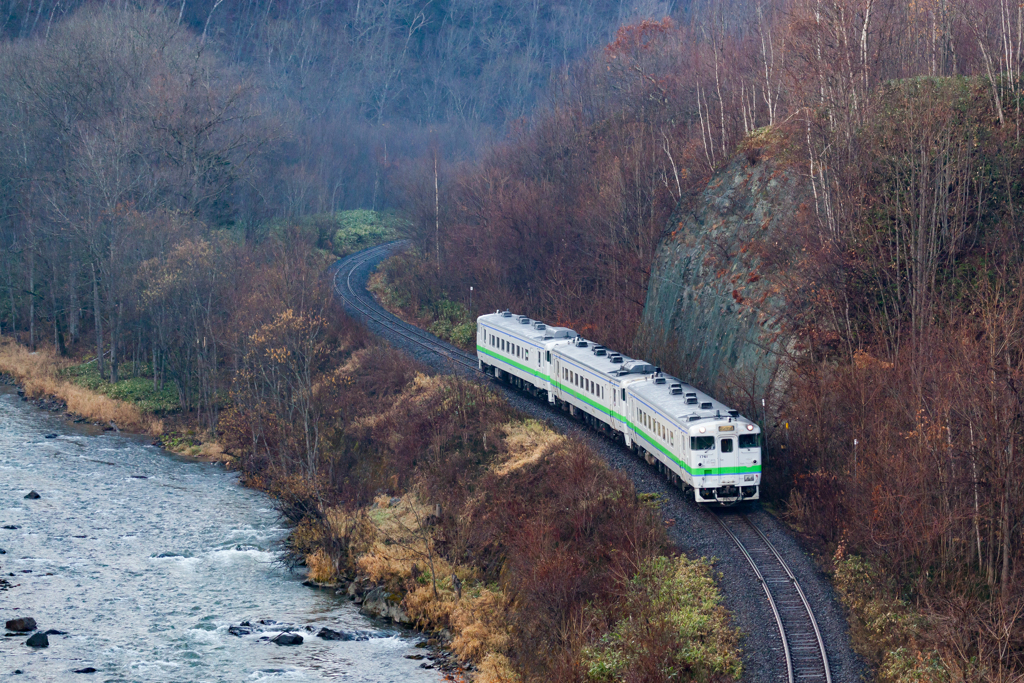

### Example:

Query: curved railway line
xmin=714 ymin=512 xmax=832 ymax=683
xmin=333 ymin=240 xmax=478 ymax=374
xmin=334 ymin=242 xmax=846 ymax=683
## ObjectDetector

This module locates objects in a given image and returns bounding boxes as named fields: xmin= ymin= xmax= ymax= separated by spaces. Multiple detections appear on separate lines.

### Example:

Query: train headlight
xmin=746 ymin=424 xmax=754 ymax=431
xmin=698 ymin=426 xmax=706 ymax=433
xmin=744 ymin=475 xmax=755 ymax=482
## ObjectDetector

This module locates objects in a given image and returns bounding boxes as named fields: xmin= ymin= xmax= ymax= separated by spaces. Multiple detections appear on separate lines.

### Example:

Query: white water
xmin=0 ymin=388 xmax=439 ymax=682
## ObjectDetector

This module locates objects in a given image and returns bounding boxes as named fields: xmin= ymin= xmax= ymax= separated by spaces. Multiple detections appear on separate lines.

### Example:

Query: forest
xmin=0 ymin=0 xmax=1022 ymax=680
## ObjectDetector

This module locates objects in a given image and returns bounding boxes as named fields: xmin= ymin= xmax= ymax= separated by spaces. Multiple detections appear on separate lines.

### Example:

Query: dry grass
xmin=305 ymin=548 xmax=339 ymax=583
xmin=493 ymin=420 xmax=563 ymax=476
xmin=330 ymin=493 xmax=514 ymax=670
xmin=475 ymin=654 xmax=521 ymax=683
xmin=0 ymin=337 xmax=162 ymax=434
xmin=349 ymin=372 xmax=446 ymax=431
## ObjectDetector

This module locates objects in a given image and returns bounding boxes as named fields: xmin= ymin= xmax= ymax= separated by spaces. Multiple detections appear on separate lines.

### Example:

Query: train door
xmin=718 ymin=436 xmax=738 ymax=486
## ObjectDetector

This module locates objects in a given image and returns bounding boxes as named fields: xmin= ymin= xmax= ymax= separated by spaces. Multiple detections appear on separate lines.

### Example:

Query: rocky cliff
xmin=638 ymin=131 xmax=812 ymax=405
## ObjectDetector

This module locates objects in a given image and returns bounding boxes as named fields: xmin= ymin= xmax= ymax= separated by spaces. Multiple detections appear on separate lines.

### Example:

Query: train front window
xmin=720 ymin=438 xmax=734 ymax=453
xmin=739 ymin=434 xmax=760 ymax=449
xmin=691 ymin=436 xmax=715 ymax=451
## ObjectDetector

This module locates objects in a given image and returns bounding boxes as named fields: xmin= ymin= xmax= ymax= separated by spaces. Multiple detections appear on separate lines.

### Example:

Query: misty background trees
xmin=0 ymin=0 xmax=670 ymax=429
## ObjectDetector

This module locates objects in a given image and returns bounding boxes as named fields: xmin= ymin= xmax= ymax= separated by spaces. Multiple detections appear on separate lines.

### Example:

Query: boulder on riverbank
xmin=359 ymin=586 xmax=411 ymax=624
xmin=6 ymin=617 xmax=36 ymax=632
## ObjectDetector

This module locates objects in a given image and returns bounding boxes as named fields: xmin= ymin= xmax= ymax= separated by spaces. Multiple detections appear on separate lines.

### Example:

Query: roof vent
xmin=670 ymin=384 xmax=683 ymax=395
xmin=594 ymin=347 xmax=607 ymax=356
xmin=575 ymin=339 xmax=588 ymax=348
xmin=502 ymin=310 xmax=512 ymax=317
xmin=728 ymin=410 xmax=739 ymax=418
xmin=609 ymin=355 xmax=623 ymax=364
xmin=688 ymin=415 xmax=702 ymax=422
xmin=623 ymin=361 xmax=656 ymax=374
xmin=533 ymin=322 xmax=546 ymax=330
xmin=654 ymin=377 xmax=667 ymax=385
xmin=518 ymin=316 xmax=530 ymax=324
xmin=700 ymin=402 xmax=713 ymax=410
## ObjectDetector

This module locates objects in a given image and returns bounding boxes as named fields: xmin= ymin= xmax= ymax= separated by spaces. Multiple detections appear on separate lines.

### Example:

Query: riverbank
xmin=0 ymin=337 xmax=236 ymax=463
xmin=0 ymin=339 xmax=162 ymax=434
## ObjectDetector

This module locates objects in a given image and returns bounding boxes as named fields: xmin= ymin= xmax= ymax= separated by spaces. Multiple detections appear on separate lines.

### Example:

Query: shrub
xmin=61 ymin=362 xmax=179 ymax=413
xmin=582 ymin=556 xmax=741 ymax=683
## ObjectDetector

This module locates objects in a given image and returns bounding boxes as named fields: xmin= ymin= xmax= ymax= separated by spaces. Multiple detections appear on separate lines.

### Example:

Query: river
xmin=0 ymin=386 xmax=440 ymax=682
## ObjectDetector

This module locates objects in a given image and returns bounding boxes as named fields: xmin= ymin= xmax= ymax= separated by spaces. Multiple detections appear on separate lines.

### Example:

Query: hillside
xmin=639 ymin=127 xmax=811 ymax=409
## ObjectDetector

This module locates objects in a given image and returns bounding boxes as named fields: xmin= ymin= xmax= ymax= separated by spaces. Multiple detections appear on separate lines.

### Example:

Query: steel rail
xmin=332 ymin=242 xmax=479 ymax=372
xmin=747 ymin=517 xmax=833 ymax=683
xmin=714 ymin=513 xmax=794 ymax=683
xmin=713 ymin=512 xmax=832 ymax=683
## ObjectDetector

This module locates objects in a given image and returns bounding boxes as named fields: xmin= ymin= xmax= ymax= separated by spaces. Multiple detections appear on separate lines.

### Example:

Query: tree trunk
xmin=92 ymin=263 xmax=104 ymax=377
xmin=7 ymin=258 xmax=15 ymax=335
xmin=68 ymin=258 xmax=78 ymax=343
xmin=28 ymin=250 xmax=34 ymax=350
xmin=110 ymin=301 xmax=121 ymax=384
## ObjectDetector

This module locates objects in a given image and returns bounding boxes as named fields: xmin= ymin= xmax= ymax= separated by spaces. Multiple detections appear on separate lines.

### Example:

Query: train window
xmin=525 ymin=350 xmax=529 ymax=361
xmin=721 ymin=438 xmax=734 ymax=453
xmin=739 ymin=434 xmax=760 ymax=449
xmin=621 ymin=389 xmax=626 ymax=401
xmin=546 ymin=351 xmax=551 ymax=362
xmin=691 ymin=436 xmax=715 ymax=450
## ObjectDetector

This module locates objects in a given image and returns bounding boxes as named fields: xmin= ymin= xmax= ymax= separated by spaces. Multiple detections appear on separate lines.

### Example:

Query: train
xmin=476 ymin=310 xmax=762 ymax=504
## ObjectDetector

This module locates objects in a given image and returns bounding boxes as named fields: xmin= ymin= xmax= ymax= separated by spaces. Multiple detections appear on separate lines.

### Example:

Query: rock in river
xmin=271 ymin=632 xmax=303 ymax=646
xmin=25 ymin=632 xmax=48 ymax=647
xmin=6 ymin=617 xmax=37 ymax=632
xmin=24 ymin=491 xmax=40 ymax=499
xmin=316 ymin=627 xmax=374 ymax=641
xmin=73 ymin=667 xmax=98 ymax=674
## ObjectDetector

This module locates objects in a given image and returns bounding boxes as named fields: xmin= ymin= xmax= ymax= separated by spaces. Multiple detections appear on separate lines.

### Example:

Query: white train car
xmin=626 ymin=376 xmax=761 ymax=503
xmin=476 ymin=311 xmax=576 ymax=400
xmin=476 ymin=311 xmax=762 ymax=504
xmin=548 ymin=339 xmax=653 ymax=435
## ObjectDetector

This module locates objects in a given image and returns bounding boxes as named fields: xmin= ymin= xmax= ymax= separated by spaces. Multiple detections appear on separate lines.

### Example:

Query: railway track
xmin=334 ymin=241 xmax=844 ymax=683
xmin=333 ymin=241 xmax=479 ymax=373
xmin=714 ymin=512 xmax=832 ymax=683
